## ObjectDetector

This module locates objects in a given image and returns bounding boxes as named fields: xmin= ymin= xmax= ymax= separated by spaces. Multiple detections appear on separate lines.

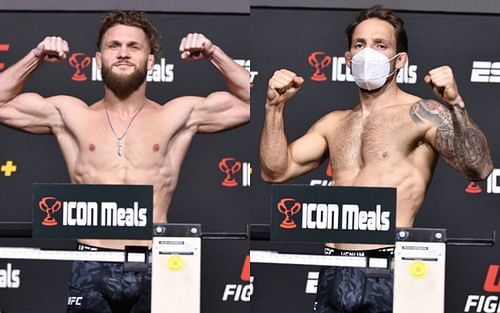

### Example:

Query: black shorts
xmin=66 ymin=244 xmax=151 ymax=313
xmin=313 ymin=247 xmax=394 ymax=313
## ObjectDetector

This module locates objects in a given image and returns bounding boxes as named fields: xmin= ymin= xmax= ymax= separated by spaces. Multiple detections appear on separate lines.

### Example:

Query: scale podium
xmin=152 ymin=224 xmax=202 ymax=313
xmin=249 ymin=184 xmax=495 ymax=313
xmin=393 ymin=228 xmax=446 ymax=313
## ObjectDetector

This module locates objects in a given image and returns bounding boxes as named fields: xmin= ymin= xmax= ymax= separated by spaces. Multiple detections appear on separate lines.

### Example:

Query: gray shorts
xmin=313 ymin=247 xmax=394 ymax=313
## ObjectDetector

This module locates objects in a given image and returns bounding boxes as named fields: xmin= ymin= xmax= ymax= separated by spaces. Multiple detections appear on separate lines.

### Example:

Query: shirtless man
xmin=0 ymin=11 xmax=249 ymax=313
xmin=260 ymin=6 xmax=492 ymax=313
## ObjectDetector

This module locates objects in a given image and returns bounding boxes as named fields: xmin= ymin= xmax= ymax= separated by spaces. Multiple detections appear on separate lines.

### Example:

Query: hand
xmin=424 ymin=66 xmax=464 ymax=108
xmin=266 ymin=69 xmax=304 ymax=106
xmin=179 ymin=33 xmax=215 ymax=61
xmin=33 ymin=36 xmax=69 ymax=64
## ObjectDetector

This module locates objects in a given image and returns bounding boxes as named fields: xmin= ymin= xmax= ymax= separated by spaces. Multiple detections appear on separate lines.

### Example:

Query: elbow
xmin=467 ymin=163 xmax=493 ymax=181
xmin=260 ymin=170 xmax=287 ymax=184
xmin=241 ymin=103 xmax=250 ymax=123
xmin=478 ymin=163 xmax=494 ymax=181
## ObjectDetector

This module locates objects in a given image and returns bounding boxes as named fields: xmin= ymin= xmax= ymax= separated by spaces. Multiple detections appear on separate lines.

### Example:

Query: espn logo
xmin=470 ymin=61 xmax=500 ymax=83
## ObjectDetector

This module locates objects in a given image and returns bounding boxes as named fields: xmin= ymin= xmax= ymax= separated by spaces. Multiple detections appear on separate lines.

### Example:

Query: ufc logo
xmin=484 ymin=265 xmax=500 ymax=292
xmin=305 ymin=271 xmax=319 ymax=294
xmin=470 ymin=61 xmax=500 ymax=83
xmin=67 ymin=296 xmax=83 ymax=306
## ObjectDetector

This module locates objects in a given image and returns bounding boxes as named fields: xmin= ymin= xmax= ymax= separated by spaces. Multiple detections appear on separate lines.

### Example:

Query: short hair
xmin=97 ymin=11 xmax=161 ymax=58
xmin=345 ymin=5 xmax=408 ymax=53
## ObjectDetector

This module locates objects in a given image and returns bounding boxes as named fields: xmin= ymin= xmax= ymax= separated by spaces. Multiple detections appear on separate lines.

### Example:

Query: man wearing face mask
xmin=260 ymin=5 xmax=493 ymax=313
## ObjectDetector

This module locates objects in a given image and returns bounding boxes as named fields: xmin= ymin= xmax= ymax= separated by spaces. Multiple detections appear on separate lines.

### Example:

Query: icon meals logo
xmin=69 ymin=52 xmax=92 ymax=81
xmin=218 ymin=157 xmax=251 ymax=187
xmin=308 ymin=51 xmax=332 ymax=81
xmin=277 ymin=197 xmax=391 ymax=231
xmin=37 ymin=196 xmax=147 ymax=228
xmin=277 ymin=198 xmax=301 ymax=229
xmin=39 ymin=196 xmax=62 ymax=226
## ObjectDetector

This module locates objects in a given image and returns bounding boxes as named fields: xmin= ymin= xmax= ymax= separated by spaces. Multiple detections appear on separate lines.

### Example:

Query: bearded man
xmin=0 ymin=11 xmax=249 ymax=313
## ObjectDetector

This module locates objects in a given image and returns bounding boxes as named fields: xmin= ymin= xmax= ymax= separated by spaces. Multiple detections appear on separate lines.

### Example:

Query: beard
xmin=101 ymin=60 xmax=147 ymax=97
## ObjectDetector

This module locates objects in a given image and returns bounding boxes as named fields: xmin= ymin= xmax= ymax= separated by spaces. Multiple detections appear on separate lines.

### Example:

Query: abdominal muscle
xmin=325 ymin=163 xmax=429 ymax=251
xmin=73 ymin=162 xmax=176 ymax=250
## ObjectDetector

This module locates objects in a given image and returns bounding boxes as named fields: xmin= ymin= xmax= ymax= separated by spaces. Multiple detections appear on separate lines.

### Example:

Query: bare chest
xmin=327 ymin=107 xmax=423 ymax=170
xmin=62 ymin=109 xmax=192 ymax=173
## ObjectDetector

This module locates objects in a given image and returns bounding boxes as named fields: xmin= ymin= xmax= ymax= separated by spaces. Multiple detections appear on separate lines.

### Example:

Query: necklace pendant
xmin=117 ymin=139 xmax=123 ymax=157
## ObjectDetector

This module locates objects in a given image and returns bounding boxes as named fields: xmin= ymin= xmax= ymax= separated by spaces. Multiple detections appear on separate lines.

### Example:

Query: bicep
xmin=287 ymin=129 xmax=329 ymax=175
xmin=189 ymin=91 xmax=250 ymax=133
xmin=0 ymin=92 xmax=62 ymax=133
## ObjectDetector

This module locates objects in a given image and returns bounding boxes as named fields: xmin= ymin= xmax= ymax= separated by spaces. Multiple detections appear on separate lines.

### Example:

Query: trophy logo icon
xmin=465 ymin=181 xmax=482 ymax=194
xmin=308 ymin=51 xmax=332 ymax=82
xmin=219 ymin=157 xmax=242 ymax=187
xmin=277 ymin=198 xmax=301 ymax=229
xmin=39 ymin=196 xmax=62 ymax=226
xmin=69 ymin=52 xmax=92 ymax=81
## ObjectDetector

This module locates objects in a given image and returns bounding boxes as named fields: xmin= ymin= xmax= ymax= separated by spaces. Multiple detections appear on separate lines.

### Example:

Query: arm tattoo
xmin=410 ymin=99 xmax=492 ymax=180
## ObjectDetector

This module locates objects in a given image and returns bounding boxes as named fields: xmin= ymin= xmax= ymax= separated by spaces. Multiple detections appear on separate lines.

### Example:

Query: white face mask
xmin=351 ymin=48 xmax=400 ymax=91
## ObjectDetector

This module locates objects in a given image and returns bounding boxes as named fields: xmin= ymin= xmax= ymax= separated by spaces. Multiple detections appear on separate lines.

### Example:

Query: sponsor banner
xmin=33 ymin=183 xmax=153 ymax=239
xmin=218 ymin=157 xmax=251 ymax=188
xmin=307 ymin=51 xmax=417 ymax=84
xmin=470 ymin=61 xmax=500 ymax=83
xmin=0 ymin=43 xmax=10 ymax=71
xmin=271 ymin=185 xmax=396 ymax=244
xmin=0 ymin=263 xmax=20 ymax=289
xmin=66 ymin=52 xmax=175 ymax=83
xmin=234 ymin=59 xmax=258 ymax=87
xmin=464 ymin=264 xmax=500 ymax=312
xmin=222 ymin=255 xmax=252 ymax=302
xmin=0 ymin=160 xmax=17 ymax=177
xmin=464 ymin=168 xmax=500 ymax=194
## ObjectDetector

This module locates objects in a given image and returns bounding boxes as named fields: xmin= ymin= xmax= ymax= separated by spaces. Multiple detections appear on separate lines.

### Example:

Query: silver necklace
xmin=104 ymin=102 xmax=146 ymax=157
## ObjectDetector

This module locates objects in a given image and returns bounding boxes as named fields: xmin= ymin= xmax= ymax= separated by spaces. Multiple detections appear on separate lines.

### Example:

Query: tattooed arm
xmin=410 ymin=66 xmax=493 ymax=181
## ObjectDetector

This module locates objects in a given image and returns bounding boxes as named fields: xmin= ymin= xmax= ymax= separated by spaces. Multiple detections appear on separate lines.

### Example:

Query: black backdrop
xmin=0 ymin=11 xmax=250 ymax=313
xmin=0 ymin=5 xmax=500 ymax=313
xmin=249 ymin=7 xmax=500 ymax=313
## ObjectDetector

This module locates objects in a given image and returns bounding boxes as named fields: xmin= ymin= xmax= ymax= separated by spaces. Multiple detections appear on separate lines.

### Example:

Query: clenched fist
xmin=266 ymin=69 xmax=304 ymax=106
xmin=33 ymin=36 xmax=69 ymax=64
xmin=424 ymin=66 xmax=464 ymax=108
xmin=179 ymin=33 xmax=215 ymax=61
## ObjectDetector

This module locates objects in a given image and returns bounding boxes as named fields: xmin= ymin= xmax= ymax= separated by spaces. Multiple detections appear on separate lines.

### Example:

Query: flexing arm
xmin=260 ymin=69 xmax=328 ymax=183
xmin=410 ymin=66 xmax=493 ymax=181
xmin=0 ymin=36 xmax=69 ymax=133
xmin=179 ymin=33 xmax=250 ymax=132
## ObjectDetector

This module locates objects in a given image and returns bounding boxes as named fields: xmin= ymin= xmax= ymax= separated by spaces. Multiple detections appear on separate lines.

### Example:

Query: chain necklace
xmin=104 ymin=102 xmax=146 ymax=157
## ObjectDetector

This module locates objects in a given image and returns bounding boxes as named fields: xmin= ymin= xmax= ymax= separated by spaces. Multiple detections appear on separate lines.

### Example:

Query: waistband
xmin=77 ymin=243 xmax=152 ymax=253
xmin=324 ymin=246 xmax=394 ymax=269
xmin=77 ymin=243 xmax=123 ymax=252
xmin=324 ymin=246 xmax=394 ymax=258
xmin=77 ymin=244 xmax=152 ymax=268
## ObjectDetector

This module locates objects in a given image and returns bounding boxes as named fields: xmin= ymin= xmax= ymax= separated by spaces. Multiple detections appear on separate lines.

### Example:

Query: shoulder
xmin=409 ymin=98 xmax=452 ymax=126
xmin=162 ymin=96 xmax=203 ymax=111
xmin=319 ymin=109 xmax=355 ymax=124
xmin=48 ymin=95 xmax=88 ymax=110
xmin=410 ymin=98 xmax=446 ymax=111
xmin=310 ymin=110 xmax=351 ymax=133
xmin=318 ymin=110 xmax=350 ymax=123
